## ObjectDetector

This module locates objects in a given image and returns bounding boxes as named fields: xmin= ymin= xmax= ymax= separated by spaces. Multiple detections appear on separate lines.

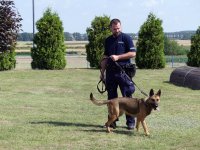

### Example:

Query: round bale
xmin=169 ymin=66 xmax=200 ymax=90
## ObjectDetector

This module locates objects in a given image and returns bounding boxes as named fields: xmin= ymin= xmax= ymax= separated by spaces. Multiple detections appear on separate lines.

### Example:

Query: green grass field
xmin=0 ymin=67 xmax=199 ymax=149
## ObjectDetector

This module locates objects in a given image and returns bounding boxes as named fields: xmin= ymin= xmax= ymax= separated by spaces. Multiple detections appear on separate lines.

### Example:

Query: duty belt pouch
xmin=123 ymin=63 xmax=136 ymax=78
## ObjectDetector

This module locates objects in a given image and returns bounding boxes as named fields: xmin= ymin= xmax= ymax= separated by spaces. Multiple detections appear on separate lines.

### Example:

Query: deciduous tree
xmin=0 ymin=0 xmax=22 ymax=70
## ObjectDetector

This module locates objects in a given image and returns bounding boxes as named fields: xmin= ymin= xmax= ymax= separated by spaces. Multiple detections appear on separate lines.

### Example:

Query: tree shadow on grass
xmin=82 ymin=127 xmax=139 ymax=136
xmin=30 ymin=121 xmax=147 ymax=136
xmin=30 ymin=121 xmax=111 ymax=133
xmin=30 ymin=121 xmax=102 ymax=128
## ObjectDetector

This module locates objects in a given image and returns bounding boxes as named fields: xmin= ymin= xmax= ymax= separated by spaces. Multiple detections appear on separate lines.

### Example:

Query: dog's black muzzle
xmin=152 ymin=103 xmax=159 ymax=110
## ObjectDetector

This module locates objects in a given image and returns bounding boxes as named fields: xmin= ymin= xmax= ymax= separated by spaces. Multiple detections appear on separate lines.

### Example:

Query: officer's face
xmin=110 ymin=22 xmax=121 ymax=37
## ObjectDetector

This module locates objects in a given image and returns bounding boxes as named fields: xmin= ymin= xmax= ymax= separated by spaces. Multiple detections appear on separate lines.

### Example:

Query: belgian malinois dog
xmin=90 ymin=89 xmax=161 ymax=135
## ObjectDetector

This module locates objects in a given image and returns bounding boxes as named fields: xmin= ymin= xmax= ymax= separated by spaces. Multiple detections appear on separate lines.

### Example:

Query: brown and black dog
xmin=90 ymin=89 xmax=161 ymax=135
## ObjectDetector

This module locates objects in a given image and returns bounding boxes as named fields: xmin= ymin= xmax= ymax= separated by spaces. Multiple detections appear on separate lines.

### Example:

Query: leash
xmin=96 ymin=57 xmax=148 ymax=97
xmin=96 ymin=57 xmax=108 ymax=94
xmin=97 ymin=79 xmax=106 ymax=94
xmin=114 ymin=61 xmax=149 ymax=97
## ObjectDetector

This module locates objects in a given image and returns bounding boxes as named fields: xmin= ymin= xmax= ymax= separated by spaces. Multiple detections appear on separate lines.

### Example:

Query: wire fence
xmin=165 ymin=55 xmax=187 ymax=68
xmin=15 ymin=55 xmax=188 ymax=70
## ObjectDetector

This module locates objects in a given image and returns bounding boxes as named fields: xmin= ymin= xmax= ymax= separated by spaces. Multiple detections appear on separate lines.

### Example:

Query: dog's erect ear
xmin=156 ymin=89 xmax=161 ymax=97
xmin=149 ymin=89 xmax=154 ymax=97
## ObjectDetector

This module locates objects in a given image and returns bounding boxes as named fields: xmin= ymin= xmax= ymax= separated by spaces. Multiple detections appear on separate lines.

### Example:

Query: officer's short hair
xmin=110 ymin=19 xmax=121 ymax=27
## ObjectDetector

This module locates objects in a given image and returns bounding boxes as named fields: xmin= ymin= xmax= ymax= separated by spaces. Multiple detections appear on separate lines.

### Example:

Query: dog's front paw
xmin=107 ymin=127 xmax=112 ymax=133
xmin=145 ymin=132 xmax=150 ymax=136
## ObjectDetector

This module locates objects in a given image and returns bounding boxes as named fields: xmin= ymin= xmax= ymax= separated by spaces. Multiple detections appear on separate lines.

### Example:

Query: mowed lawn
xmin=0 ymin=66 xmax=200 ymax=149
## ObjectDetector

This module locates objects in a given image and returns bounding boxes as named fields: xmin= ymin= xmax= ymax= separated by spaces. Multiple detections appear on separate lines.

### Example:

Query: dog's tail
xmin=90 ymin=93 xmax=109 ymax=106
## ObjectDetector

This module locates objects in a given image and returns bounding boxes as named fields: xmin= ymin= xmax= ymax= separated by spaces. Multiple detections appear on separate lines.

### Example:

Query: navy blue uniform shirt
xmin=104 ymin=32 xmax=136 ymax=65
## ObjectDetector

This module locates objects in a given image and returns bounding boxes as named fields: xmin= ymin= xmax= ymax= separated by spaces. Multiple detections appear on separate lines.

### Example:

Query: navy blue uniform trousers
xmin=106 ymin=69 xmax=135 ymax=125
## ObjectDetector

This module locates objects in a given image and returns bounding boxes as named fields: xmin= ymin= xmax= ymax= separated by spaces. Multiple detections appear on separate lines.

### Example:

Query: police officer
xmin=103 ymin=18 xmax=136 ymax=130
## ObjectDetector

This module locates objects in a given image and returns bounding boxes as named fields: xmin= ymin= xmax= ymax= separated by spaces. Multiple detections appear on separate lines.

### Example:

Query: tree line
xmin=86 ymin=14 xmax=200 ymax=69
xmin=17 ymin=32 xmax=88 ymax=41
xmin=1 ymin=0 xmax=200 ymax=71
xmin=17 ymin=31 xmax=195 ymax=41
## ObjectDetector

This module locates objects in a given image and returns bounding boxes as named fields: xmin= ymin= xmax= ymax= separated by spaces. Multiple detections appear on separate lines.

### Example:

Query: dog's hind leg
xmin=141 ymin=120 xmax=150 ymax=136
xmin=136 ymin=118 xmax=141 ymax=132
xmin=105 ymin=115 xmax=118 ymax=133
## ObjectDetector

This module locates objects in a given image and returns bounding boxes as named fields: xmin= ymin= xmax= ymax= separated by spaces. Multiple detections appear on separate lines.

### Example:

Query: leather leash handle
xmin=97 ymin=79 xmax=107 ymax=94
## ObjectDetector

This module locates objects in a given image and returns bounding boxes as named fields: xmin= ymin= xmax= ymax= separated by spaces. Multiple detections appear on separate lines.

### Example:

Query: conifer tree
xmin=31 ymin=8 xmax=66 ymax=69
xmin=187 ymin=26 xmax=200 ymax=67
xmin=136 ymin=13 xmax=165 ymax=69
xmin=86 ymin=15 xmax=111 ymax=68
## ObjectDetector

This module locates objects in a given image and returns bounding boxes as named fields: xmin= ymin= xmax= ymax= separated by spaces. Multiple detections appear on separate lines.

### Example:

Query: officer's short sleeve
xmin=125 ymin=35 xmax=136 ymax=52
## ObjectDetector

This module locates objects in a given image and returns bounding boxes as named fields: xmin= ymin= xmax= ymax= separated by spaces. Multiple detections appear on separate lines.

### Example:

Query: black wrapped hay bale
xmin=170 ymin=66 xmax=200 ymax=90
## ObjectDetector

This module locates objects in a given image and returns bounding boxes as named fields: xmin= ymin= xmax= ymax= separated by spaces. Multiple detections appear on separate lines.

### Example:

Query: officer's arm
xmin=110 ymin=52 xmax=136 ymax=61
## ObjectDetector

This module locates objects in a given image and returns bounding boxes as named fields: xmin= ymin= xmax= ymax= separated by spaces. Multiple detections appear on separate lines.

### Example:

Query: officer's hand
xmin=110 ymin=55 xmax=119 ymax=61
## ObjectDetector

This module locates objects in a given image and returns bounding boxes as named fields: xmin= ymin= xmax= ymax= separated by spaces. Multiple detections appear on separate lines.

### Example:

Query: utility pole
xmin=32 ymin=0 xmax=35 ymax=48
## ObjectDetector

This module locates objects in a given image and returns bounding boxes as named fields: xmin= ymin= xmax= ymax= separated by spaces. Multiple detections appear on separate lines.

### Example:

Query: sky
xmin=14 ymin=0 xmax=200 ymax=33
